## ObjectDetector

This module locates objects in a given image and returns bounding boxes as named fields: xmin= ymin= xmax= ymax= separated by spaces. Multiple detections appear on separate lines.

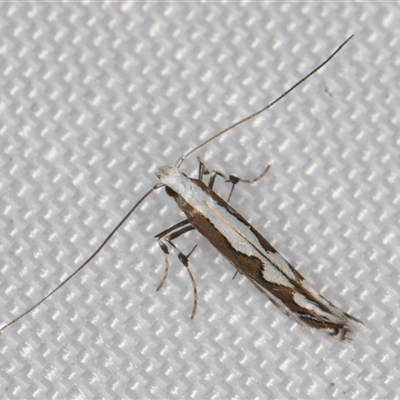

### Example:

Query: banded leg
xmin=155 ymin=220 xmax=199 ymax=318
xmin=155 ymin=219 xmax=191 ymax=258
xmin=198 ymin=157 xmax=270 ymax=202
xmin=225 ymin=164 xmax=270 ymax=202
xmin=197 ymin=158 xmax=224 ymax=189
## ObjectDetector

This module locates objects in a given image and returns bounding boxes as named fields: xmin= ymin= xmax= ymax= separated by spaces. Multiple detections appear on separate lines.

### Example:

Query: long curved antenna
xmin=1 ymin=36 xmax=353 ymax=333
xmin=0 ymin=183 xmax=163 ymax=334
xmin=175 ymin=34 xmax=354 ymax=169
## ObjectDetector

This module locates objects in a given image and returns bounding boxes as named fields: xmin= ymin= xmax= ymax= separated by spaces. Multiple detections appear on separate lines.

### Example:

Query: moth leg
xmin=155 ymin=219 xmax=193 ymax=289
xmin=198 ymin=156 xmax=270 ymax=202
xmin=197 ymin=158 xmax=208 ymax=182
xmin=232 ymin=270 xmax=239 ymax=280
xmin=155 ymin=221 xmax=199 ymax=319
xmin=165 ymin=237 xmax=199 ymax=319
xmin=175 ymin=244 xmax=198 ymax=319
xmin=197 ymin=157 xmax=225 ymax=189
xmin=226 ymin=164 xmax=270 ymax=202
xmin=155 ymin=219 xmax=191 ymax=249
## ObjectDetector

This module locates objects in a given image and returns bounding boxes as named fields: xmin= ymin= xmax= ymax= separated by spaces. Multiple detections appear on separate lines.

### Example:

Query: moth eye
xmin=165 ymin=186 xmax=177 ymax=197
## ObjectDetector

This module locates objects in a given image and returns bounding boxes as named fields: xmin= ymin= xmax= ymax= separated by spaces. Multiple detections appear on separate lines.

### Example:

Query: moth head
xmin=155 ymin=165 xmax=187 ymax=196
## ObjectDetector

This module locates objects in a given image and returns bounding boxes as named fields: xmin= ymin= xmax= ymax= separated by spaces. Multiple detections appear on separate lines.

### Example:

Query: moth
xmin=0 ymin=35 xmax=361 ymax=341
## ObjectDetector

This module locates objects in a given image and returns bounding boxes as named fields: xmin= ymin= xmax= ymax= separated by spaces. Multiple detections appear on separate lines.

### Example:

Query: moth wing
xmin=248 ymin=277 xmax=306 ymax=329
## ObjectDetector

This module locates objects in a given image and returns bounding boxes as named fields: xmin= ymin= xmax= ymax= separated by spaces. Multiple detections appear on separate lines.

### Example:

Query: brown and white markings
xmin=0 ymin=36 xmax=361 ymax=340
xmin=156 ymin=164 xmax=361 ymax=341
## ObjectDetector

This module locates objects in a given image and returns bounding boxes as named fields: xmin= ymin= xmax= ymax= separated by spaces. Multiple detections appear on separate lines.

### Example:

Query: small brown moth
xmin=1 ymin=36 xmax=361 ymax=340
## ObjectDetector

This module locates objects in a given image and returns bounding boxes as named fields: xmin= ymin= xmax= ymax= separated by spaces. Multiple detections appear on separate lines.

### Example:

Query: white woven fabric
xmin=0 ymin=3 xmax=399 ymax=399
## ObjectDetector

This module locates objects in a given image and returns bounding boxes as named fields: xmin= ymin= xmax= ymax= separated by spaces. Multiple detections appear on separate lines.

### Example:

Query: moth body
xmin=0 ymin=36 xmax=359 ymax=339
xmin=156 ymin=165 xmax=360 ymax=341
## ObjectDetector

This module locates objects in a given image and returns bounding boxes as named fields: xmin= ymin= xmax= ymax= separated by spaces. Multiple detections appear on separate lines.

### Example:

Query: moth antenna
xmin=2 ymin=35 xmax=354 ymax=334
xmin=175 ymin=34 xmax=354 ymax=169
xmin=0 ymin=183 xmax=163 ymax=334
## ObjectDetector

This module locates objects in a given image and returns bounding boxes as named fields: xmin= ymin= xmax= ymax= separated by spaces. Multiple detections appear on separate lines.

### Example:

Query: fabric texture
xmin=0 ymin=3 xmax=398 ymax=399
